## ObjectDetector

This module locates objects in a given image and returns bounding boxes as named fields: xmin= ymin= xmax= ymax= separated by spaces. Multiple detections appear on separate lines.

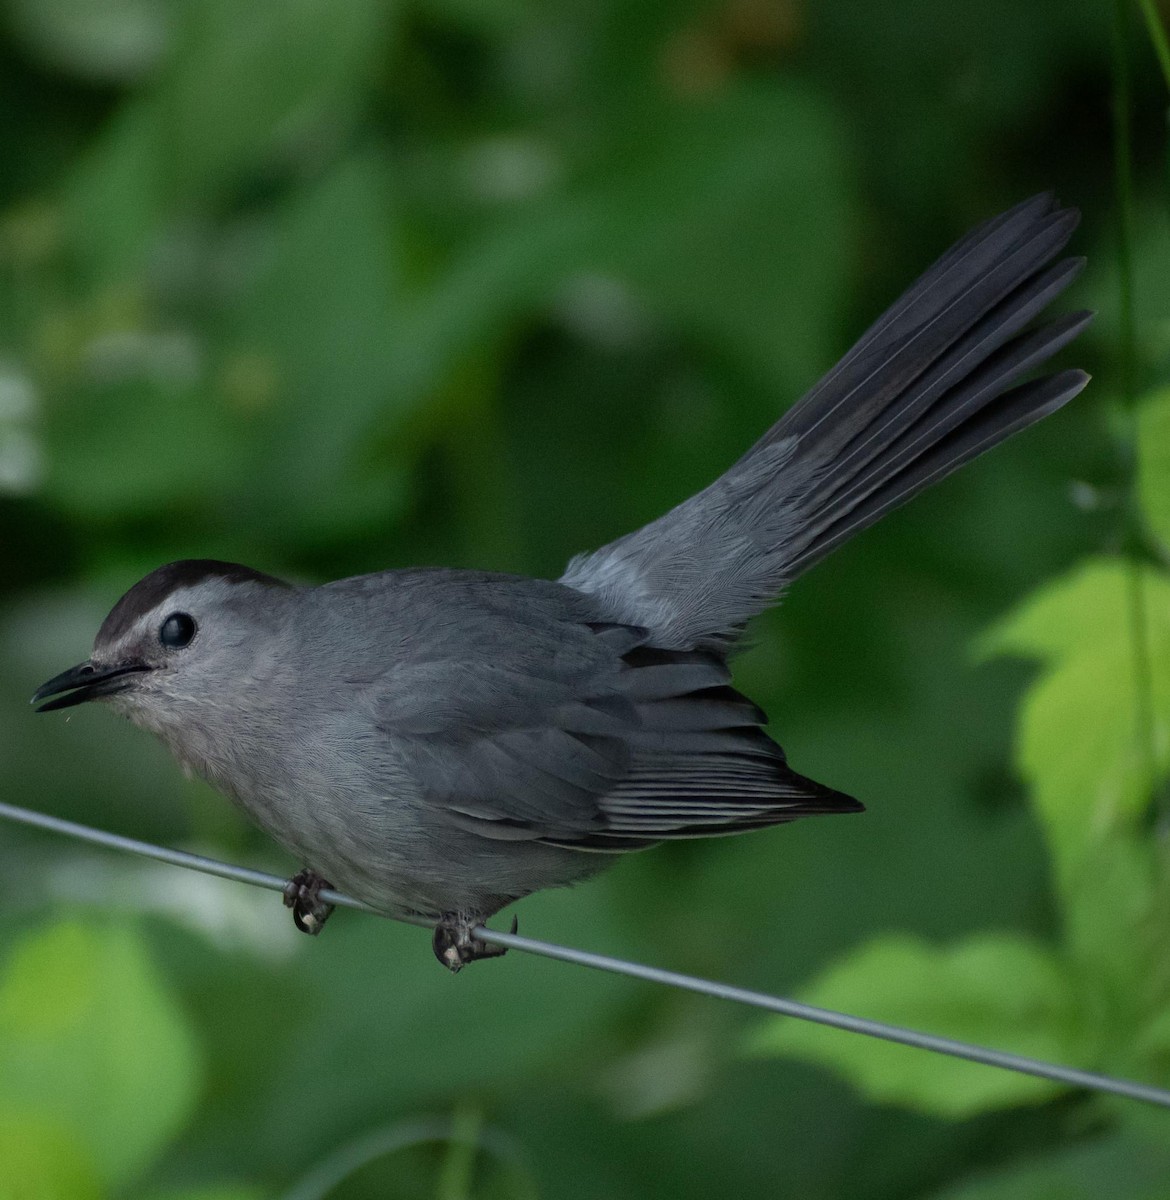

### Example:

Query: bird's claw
xmin=433 ymin=913 xmax=518 ymax=972
xmin=282 ymin=868 xmax=335 ymax=935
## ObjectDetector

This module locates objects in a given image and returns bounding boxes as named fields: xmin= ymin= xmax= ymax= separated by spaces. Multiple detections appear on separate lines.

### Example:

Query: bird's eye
xmin=159 ymin=612 xmax=196 ymax=648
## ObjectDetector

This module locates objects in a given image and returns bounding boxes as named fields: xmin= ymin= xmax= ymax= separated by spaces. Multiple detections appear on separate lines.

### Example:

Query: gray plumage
xmin=34 ymin=195 xmax=1091 ymax=961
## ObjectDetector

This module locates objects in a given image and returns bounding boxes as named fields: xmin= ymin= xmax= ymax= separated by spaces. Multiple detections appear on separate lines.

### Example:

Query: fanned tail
xmin=562 ymin=194 xmax=1090 ymax=649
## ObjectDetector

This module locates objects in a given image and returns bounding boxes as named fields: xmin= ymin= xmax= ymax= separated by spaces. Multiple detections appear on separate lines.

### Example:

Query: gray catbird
xmin=34 ymin=194 xmax=1090 ymax=969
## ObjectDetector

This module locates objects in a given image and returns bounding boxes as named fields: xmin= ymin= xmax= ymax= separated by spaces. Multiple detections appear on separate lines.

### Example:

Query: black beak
xmin=31 ymin=660 xmax=151 ymax=712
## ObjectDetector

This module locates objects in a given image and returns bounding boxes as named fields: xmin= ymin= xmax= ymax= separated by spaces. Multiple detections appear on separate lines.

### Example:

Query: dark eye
xmin=159 ymin=612 xmax=196 ymax=648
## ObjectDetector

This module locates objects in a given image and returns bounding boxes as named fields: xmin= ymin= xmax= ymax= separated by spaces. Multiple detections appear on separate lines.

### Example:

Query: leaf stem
xmin=1114 ymin=0 xmax=1161 ymax=811
xmin=1138 ymin=0 xmax=1170 ymax=91
xmin=436 ymin=1103 xmax=483 ymax=1200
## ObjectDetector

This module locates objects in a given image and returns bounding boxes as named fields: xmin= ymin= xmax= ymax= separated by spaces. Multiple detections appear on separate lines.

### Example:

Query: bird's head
xmin=33 ymin=560 xmax=294 ymax=739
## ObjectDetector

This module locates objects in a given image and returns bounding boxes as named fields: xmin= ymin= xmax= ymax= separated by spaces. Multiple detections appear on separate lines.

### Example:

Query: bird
xmin=33 ymin=194 xmax=1091 ymax=970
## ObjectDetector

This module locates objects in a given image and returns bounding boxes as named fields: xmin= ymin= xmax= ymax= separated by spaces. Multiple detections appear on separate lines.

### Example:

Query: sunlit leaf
xmin=747 ymin=934 xmax=1082 ymax=1117
xmin=1063 ymin=836 xmax=1159 ymax=1044
xmin=979 ymin=559 xmax=1170 ymax=890
xmin=0 ymin=1109 xmax=105 ymax=1200
xmin=0 ymin=919 xmax=201 ymax=1188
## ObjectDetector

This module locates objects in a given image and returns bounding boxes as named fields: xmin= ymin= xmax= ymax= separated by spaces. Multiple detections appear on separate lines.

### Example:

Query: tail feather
xmin=785 ymin=310 xmax=1092 ymax=572
xmin=562 ymin=194 xmax=1090 ymax=650
xmin=837 ymin=193 xmax=1054 ymax=352
xmin=788 ymin=369 xmax=1088 ymax=575
xmin=798 ymin=256 xmax=1085 ymax=516
xmin=770 ymin=197 xmax=1079 ymax=454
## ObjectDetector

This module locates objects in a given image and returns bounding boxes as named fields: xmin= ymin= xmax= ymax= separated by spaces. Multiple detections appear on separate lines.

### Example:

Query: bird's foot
xmin=282 ymin=869 xmax=335 ymax=935
xmin=432 ymin=912 xmax=518 ymax=973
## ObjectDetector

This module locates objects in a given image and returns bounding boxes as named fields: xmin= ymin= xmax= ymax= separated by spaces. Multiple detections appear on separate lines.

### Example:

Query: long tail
xmin=562 ymin=194 xmax=1091 ymax=649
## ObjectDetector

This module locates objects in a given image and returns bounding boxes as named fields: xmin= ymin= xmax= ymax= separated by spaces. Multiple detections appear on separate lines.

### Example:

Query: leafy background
xmin=1 ymin=0 xmax=1168 ymax=1196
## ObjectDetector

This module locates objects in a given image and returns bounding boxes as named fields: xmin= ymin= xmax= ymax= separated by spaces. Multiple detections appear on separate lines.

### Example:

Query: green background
xmin=1 ymin=1 xmax=1169 ymax=1197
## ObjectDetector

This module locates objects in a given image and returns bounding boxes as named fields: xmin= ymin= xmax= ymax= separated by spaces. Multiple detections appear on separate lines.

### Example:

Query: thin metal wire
xmin=3 ymin=798 xmax=1169 ymax=1110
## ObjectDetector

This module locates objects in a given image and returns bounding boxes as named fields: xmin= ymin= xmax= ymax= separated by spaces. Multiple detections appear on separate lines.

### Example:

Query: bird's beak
xmin=31 ymin=660 xmax=151 ymax=712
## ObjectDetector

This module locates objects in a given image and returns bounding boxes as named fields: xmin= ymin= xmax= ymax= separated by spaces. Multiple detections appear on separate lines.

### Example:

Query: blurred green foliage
xmin=1 ymin=0 xmax=1168 ymax=1197
xmin=752 ymin=401 xmax=1170 ymax=1155
xmin=0 ymin=919 xmax=200 ymax=1187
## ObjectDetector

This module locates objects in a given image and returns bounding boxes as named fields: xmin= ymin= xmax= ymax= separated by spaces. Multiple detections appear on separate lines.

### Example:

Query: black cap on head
xmin=96 ymin=559 xmax=290 ymax=648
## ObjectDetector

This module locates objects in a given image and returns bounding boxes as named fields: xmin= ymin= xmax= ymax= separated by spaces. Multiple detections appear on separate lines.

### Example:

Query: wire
xmin=2 ymin=798 xmax=1169 ymax=1110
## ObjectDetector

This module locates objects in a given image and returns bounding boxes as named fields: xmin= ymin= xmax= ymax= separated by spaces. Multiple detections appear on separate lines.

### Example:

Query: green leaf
xmin=144 ymin=1188 xmax=267 ymax=1200
xmin=976 ymin=560 xmax=1138 ymax=663
xmin=1134 ymin=1003 xmax=1170 ymax=1070
xmin=62 ymin=101 xmax=168 ymax=282
xmin=0 ymin=918 xmax=201 ymax=1189
xmin=256 ymin=885 xmax=639 ymax=1156
xmin=1129 ymin=843 xmax=1170 ymax=1088
xmin=6 ymin=0 xmax=174 ymax=84
xmin=60 ymin=0 xmax=390 ymax=283
xmin=927 ymin=1131 xmax=1170 ymax=1200
xmin=0 ymin=1109 xmax=105 ymax=1200
xmin=387 ymin=80 xmax=853 ymax=426
xmin=589 ymin=83 xmax=853 ymax=399
xmin=1083 ymin=201 xmax=1170 ymax=382
xmin=746 ymin=933 xmax=1081 ymax=1118
xmin=1063 ymin=836 xmax=1158 ymax=1049
xmin=45 ymin=374 xmax=241 ymax=520
xmin=158 ymin=0 xmax=390 ymax=199
xmin=1137 ymin=387 xmax=1170 ymax=550
xmin=229 ymin=152 xmax=409 ymax=540
xmin=979 ymin=559 xmax=1170 ymax=890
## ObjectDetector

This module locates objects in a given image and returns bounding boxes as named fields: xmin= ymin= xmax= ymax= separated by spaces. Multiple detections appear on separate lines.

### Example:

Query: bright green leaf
xmin=747 ymin=934 xmax=1081 ymax=1118
xmin=1135 ymin=1004 xmax=1170 ymax=1069
xmin=1130 ymin=842 xmax=1170 ymax=1085
xmin=0 ymin=918 xmax=201 ymax=1189
xmin=1063 ymin=836 xmax=1158 ymax=1045
xmin=976 ymin=560 xmax=1143 ymax=663
xmin=0 ymin=1109 xmax=105 ymax=1200
xmin=979 ymin=559 xmax=1170 ymax=890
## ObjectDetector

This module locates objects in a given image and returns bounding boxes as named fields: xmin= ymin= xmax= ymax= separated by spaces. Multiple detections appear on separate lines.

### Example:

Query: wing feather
xmin=370 ymin=579 xmax=860 ymax=849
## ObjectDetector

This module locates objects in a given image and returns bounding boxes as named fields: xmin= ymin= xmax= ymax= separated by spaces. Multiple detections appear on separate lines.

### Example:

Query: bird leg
xmin=282 ymin=868 xmax=335 ymax=935
xmin=432 ymin=912 xmax=518 ymax=972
